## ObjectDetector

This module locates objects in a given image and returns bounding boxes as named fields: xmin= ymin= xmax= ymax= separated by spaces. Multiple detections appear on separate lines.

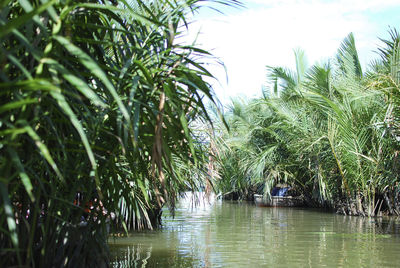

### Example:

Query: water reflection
xmin=109 ymin=193 xmax=400 ymax=267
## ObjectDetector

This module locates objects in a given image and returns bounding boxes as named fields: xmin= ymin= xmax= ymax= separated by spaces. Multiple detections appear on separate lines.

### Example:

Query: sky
xmin=181 ymin=0 xmax=400 ymax=105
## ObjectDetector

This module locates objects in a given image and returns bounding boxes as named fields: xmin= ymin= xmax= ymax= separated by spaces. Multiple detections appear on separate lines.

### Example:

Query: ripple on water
xmin=110 ymin=195 xmax=400 ymax=267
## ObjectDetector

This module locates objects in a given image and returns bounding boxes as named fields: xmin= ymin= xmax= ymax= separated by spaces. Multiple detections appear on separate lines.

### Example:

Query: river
xmin=109 ymin=193 xmax=400 ymax=267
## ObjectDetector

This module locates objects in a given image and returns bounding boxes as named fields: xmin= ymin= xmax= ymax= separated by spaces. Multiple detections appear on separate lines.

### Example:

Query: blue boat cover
xmin=271 ymin=187 xmax=289 ymax=197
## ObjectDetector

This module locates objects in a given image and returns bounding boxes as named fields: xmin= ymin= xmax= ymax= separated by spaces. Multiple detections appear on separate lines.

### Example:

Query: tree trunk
xmin=384 ymin=191 xmax=394 ymax=215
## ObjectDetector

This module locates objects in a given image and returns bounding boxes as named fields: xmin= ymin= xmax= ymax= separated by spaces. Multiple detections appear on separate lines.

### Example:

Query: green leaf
xmin=8 ymin=148 xmax=35 ymax=201
xmin=53 ymin=36 xmax=130 ymax=122
xmin=42 ymin=58 xmax=107 ymax=108
xmin=0 ymin=0 xmax=56 ymax=39
xmin=48 ymin=90 xmax=101 ymax=192
xmin=0 ymin=182 xmax=20 ymax=262
xmin=179 ymin=110 xmax=196 ymax=164
xmin=0 ymin=98 xmax=37 ymax=114
xmin=21 ymin=121 xmax=65 ymax=183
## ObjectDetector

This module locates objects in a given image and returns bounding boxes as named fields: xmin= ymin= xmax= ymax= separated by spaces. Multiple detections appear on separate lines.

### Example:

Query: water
xmin=109 ymin=193 xmax=400 ymax=267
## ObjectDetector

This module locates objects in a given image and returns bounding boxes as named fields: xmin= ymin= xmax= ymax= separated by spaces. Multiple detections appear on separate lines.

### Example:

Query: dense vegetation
xmin=214 ymin=31 xmax=400 ymax=217
xmin=2 ymin=0 xmax=399 ymax=266
xmin=0 ymin=0 xmax=240 ymax=266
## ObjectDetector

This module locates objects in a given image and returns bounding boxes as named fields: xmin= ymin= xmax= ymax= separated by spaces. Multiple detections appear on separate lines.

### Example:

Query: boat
xmin=254 ymin=194 xmax=304 ymax=207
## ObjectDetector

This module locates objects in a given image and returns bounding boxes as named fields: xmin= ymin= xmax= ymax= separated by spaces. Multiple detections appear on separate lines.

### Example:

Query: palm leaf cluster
xmin=0 ymin=0 xmax=240 ymax=266
xmin=215 ymin=31 xmax=400 ymax=216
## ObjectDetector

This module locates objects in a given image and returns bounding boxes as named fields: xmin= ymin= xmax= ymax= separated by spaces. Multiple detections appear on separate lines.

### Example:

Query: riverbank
xmin=221 ymin=190 xmax=400 ymax=218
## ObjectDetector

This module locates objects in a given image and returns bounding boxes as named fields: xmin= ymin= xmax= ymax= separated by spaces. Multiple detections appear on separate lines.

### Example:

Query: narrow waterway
xmin=109 ymin=193 xmax=400 ymax=267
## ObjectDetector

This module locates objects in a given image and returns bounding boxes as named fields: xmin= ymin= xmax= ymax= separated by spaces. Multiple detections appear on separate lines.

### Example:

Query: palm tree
xmin=0 ymin=0 xmax=241 ymax=266
xmin=215 ymin=31 xmax=400 ymax=216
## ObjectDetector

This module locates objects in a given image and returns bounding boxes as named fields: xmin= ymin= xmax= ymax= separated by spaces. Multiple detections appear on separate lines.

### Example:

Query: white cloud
xmin=182 ymin=0 xmax=400 ymax=105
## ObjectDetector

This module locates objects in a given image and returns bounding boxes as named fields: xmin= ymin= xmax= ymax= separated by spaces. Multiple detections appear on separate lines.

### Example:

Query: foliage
xmin=0 ymin=0 xmax=241 ymax=266
xmin=215 ymin=31 xmax=400 ymax=215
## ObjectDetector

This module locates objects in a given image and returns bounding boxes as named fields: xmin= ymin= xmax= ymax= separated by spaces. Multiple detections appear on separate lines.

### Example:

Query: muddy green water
xmin=109 ymin=194 xmax=400 ymax=267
